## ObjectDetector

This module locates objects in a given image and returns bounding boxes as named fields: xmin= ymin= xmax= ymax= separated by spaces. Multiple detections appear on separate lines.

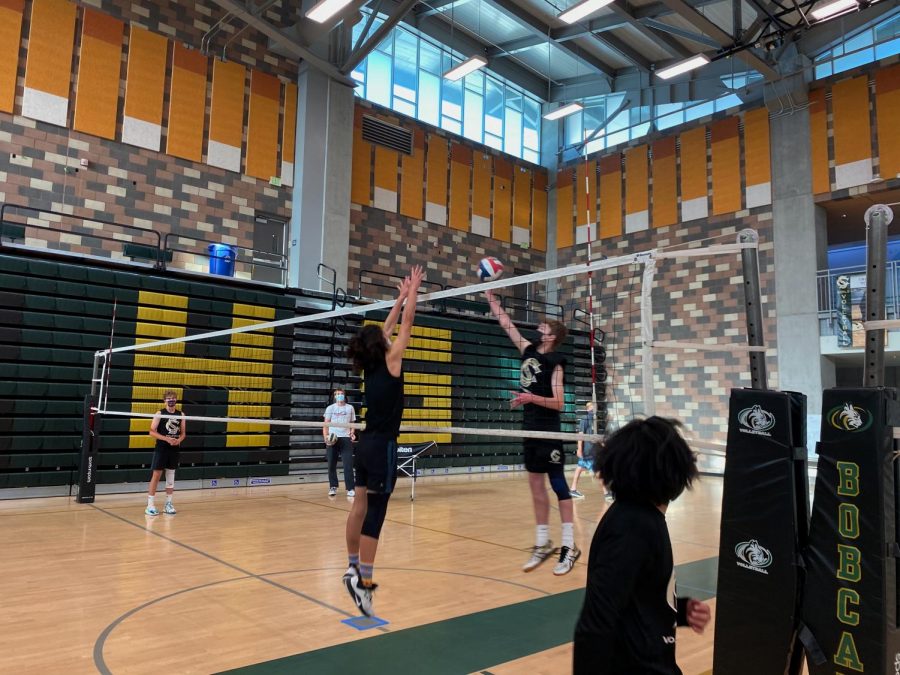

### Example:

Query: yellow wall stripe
xmin=532 ymin=170 xmax=548 ymax=252
xmin=651 ymin=137 xmax=677 ymax=228
xmin=809 ymin=88 xmax=830 ymax=194
xmin=492 ymin=158 xmax=512 ymax=242
xmin=679 ymin=126 xmax=707 ymax=202
xmin=449 ymin=143 xmax=472 ymax=231
xmin=399 ymin=128 xmax=425 ymax=219
xmin=625 ymin=146 xmax=648 ymax=216
xmin=743 ymin=107 xmax=771 ymax=188
xmin=426 ymin=134 xmax=449 ymax=211
xmin=598 ymin=155 xmax=622 ymax=239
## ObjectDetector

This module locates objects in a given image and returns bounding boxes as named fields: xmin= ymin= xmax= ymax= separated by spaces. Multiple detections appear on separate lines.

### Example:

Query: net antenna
xmin=95 ymin=297 xmax=117 ymax=410
xmin=581 ymin=150 xmax=601 ymax=436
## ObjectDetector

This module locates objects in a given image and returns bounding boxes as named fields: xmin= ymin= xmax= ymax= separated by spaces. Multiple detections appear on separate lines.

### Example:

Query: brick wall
xmin=349 ymin=203 xmax=547 ymax=296
xmin=0 ymin=0 xmax=296 ymax=275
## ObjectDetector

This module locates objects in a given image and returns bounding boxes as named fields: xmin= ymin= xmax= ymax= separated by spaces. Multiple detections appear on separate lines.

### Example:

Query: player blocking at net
xmin=484 ymin=287 xmax=581 ymax=575
xmin=342 ymin=264 xmax=425 ymax=617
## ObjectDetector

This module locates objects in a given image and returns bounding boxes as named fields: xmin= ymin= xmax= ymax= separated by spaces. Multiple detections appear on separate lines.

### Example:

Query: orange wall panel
xmin=281 ymin=82 xmax=297 ymax=185
xmin=166 ymin=42 xmax=207 ymax=162
xmin=23 ymin=0 xmax=76 ymax=126
xmin=556 ymin=168 xmax=574 ymax=249
xmin=532 ymin=170 xmax=547 ymax=252
xmin=0 ymin=0 xmax=24 ymax=113
xmin=73 ymin=9 xmax=122 ymax=140
xmin=246 ymin=70 xmax=280 ymax=180
xmin=876 ymin=64 xmax=900 ymax=180
xmin=426 ymin=134 xmax=448 ymax=208
xmin=472 ymin=152 xmax=492 ymax=223
xmin=710 ymin=117 xmax=741 ymax=215
xmin=514 ymin=165 xmax=532 ymax=231
xmin=123 ymin=26 xmax=167 ymax=125
xmin=209 ymin=59 xmax=246 ymax=171
xmin=809 ymin=88 xmax=830 ymax=194
xmin=832 ymin=75 xmax=872 ymax=167
xmin=399 ymin=128 xmax=424 ymax=219
xmin=743 ymin=107 xmax=771 ymax=188
xmin=625 ymin=145 xmax=648 ymax=216
xmin=679 ymin=126 xmax=708 ymax=201
xmin=493 ymin=158 xmax=512 ymax=243
xmin=651 ymin=138 xmax=677 ymax=228
xmin=351 ymin=111 xmax=372 ymax=205
xmin=449 ymin=143 xmax=471 ymax=232
xmin=599 ymin=155 xmax=622 ymax=240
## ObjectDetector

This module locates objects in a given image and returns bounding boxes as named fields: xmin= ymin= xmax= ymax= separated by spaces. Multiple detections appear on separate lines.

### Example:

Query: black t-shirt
xmin=574 ymin=501 xmax=682 ymax=675
xmin=155 ymin=408 xmax=184 ymax=451
xmin=520 ymin=343 xmax=566 ymax=432
xmin=363 ymin=361 xmax=404 ymax=437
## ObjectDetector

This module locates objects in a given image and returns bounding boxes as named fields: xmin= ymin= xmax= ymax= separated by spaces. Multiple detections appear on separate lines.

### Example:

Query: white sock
xmin=561 ymin=522 xmax=575 ymax=549
xmin=147 ymin=495 xmax=155 ymax=507
xmin=536 ymin=524 xmax=550 ymax=547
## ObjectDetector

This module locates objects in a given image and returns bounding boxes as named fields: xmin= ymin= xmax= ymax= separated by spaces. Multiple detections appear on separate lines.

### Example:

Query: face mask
xmin=335 ymin=394 xmax=345 ymax=402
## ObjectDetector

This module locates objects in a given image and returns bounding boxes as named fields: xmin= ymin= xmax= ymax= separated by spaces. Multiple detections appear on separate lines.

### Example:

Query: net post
xmin=864 ymin=205 xmax=892 ymax=388
xmin=75 ymin=393 xmax=97 ymax=503
xmin=738 ymin=229 xmax=767 ymax=390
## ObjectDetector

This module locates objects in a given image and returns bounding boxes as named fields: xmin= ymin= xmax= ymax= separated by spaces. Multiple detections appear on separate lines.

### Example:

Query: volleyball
xmin=478 ymin=257 xmax=504 ymax=282
xmin=325 ymin=432 xmax=337 ymax=446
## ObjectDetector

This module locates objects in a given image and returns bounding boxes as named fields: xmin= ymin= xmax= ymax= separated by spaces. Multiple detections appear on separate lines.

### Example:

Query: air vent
xmin=362 ymin=115 xmax=413 ymax=155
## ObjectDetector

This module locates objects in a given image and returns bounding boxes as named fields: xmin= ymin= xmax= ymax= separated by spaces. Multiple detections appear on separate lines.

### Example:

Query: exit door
xmin=252 ymin=215 xmax=287 ymax=284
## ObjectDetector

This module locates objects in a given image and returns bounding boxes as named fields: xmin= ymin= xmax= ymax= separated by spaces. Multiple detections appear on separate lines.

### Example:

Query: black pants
xmin=327 ymin=437 xmax=354 ymax=491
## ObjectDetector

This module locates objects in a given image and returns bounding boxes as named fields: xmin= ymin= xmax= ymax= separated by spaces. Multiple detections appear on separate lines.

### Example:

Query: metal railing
xmin=162 ymin=232 xmax=288 ymax=286
xmin=817 ymin=262 xmax=900 ymax=336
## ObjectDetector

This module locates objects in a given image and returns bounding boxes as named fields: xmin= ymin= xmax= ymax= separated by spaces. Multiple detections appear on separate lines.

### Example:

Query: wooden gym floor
xmin=0 ymin=471 xmax=725 ymax=674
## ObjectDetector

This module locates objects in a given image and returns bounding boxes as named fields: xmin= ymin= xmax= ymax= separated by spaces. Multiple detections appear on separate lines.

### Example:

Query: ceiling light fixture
xmin=559 ymin=0 xmax=615 ymax=24
xmin=543 ymin=102 xmax=584 ymax=120
xmin=655 ymin=54 xmax=711 ymax=80
xmin=810 ymin=0 xmax=859 ymax=20
xmin=443 ymin=55 xmax=488 ymax=81
xmin=305 ymin=0 xmax=354 ymax=23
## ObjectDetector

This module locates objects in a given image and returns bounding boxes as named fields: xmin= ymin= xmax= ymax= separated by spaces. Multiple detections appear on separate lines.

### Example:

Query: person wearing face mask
xmin=323 ymin=388 xmax=357 ymax=497
xmin=146 ymin=390 xmax=186 ymax=516
xmin=484 ymin=289 xmax=580 ymax=576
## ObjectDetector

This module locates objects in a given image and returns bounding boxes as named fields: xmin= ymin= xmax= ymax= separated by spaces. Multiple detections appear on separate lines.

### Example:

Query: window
xmin=350 ymin=12 xmax=541 ymax=162
xmin=813 ymin=9 xmax=900 ymax=79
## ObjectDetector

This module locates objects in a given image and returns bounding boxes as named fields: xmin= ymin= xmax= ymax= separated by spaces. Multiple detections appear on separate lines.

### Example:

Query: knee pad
xmin=165 ymin=469 xmax=175 ymax=490
xmin=361 ymin=492 xmax=391 ymax=539
xmin=549 ymin=470 xmax=571 ymax=501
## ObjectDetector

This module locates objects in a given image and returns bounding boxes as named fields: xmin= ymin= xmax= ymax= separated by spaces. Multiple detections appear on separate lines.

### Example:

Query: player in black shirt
xmin=574 ymin=416 xmax=711 ymax=674
xmin=341 ymin=265 xmax=424 ymax=617
xmin=146 ymin=390 xmax=186 ymax=516
xmin=484 ymin=288 xmax=580 ymax=576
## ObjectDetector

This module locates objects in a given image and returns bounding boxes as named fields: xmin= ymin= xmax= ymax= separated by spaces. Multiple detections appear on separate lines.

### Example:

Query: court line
xmin=89 ymin=503 xmax=381 ymax=673
xmin=91 ymin=565 xmax=552 ymax=674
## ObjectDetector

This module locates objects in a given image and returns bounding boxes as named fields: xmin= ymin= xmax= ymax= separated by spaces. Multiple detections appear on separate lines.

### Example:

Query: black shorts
xmin=354 ymin=433 xmax=398 ymax=494
xmin=151 ymin=445 xmax=181 ymax=471
xmin=524 ymin=438 xmax=565 ymax=474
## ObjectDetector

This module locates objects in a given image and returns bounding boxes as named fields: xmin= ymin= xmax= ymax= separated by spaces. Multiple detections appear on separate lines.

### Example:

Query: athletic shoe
xmin=342 ymin=564 xmax=359 ymax=583
xmin=522 ymin=541 xmax=555 ymax=572
xmin=164 ymin=501 xmax=177 ymax=515
xmin=328 ymin=487 xmax=337 ymax=497
xmin=569 ymin=489 xmax=585 ymax=499
xmin=145 ymin=505 xmax=159 ymax=516
xmin=553 ymin=545 xmax=582 ymax=576
xmin=347 ymin=489 xmax=355 ymax=497
xmin=344 ymin=575 xmax=377 ymax=617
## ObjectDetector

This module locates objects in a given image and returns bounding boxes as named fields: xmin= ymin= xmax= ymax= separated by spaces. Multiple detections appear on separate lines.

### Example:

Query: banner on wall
xmin=835 ymin=274 xmax=866 ymax=348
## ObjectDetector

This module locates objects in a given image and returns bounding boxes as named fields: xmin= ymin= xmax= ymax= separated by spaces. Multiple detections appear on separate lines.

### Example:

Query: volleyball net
xmin=83 ymin=228 xmax=769 ymax=493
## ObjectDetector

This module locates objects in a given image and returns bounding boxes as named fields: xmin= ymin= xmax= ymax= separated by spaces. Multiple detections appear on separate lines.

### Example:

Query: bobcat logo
xmin=735 ymin=539 xmax=773 ymax=574
xmin=737 ymin=404 xmax=775 ymax=436
xmin=165 ymin=416 xmax=182 ymax=437
xmin=520 ymin=357 xmax=542 ymax=389
xmin=550 ymin=449 xmax=562 ymax=464
xmin=827 ymin=403 xmax=872 ymax=433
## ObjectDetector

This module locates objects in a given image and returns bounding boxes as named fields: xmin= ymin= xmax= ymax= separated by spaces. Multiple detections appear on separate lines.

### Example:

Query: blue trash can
xmin=208 ymin=243 xmax=236 ymax=277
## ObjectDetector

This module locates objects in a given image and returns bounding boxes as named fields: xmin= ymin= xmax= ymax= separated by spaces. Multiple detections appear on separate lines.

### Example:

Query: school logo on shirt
xmin=734 ymin=539 xmax=773 ymax=574
xmin=737 ymin=405 xmax=775 ymax=436
xmin=826 ymin=402 xmax=872 ymax=433
xmin=520 ymin=358 xmax=542 ymax=389
xmin=165 ymin=417 xmax=181 ymax=437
